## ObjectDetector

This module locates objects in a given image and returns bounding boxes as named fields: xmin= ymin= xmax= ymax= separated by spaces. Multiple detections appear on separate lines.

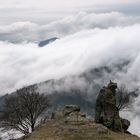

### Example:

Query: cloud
xmin=0 ymin=12 xmax=140 ymax=43
xmin=1 ymin=24 xmax=140 ymax=93
xmin=0 ymin=0 xmax=140 ymax=26
xmin=0 ymin=22 xmax=39 ymax=42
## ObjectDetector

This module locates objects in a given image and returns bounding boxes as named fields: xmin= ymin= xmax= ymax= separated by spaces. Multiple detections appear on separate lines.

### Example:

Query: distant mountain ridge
xmin=0 ymin=60 xmax=135 ymax=116
xmin=38 ymin=37 xmax=58 ymax=47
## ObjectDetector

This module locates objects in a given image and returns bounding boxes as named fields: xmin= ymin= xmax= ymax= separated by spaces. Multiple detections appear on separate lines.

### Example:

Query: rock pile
xmin=51 ymin=105 xmax=109 ymax=135
xmin=51 ymin=105 xmax=87 ymax=124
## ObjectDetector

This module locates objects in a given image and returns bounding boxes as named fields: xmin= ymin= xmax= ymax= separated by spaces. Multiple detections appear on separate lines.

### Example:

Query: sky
xmin=0 ymin=0 xmax=140 ymax=8
xmin=0 ymin=0 xmax=132 ymax=7
xmin=1 ymin=0 xmax=140 ymax=138
xmin=0 ymin=0 xmax=140 ymax=25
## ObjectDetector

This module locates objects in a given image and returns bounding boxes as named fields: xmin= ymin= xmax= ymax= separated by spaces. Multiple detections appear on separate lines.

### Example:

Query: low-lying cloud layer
xmin=1 ymin=24 xmax=140 ymax=94
xmin=0 ymin=12 xmax=140 ymax=43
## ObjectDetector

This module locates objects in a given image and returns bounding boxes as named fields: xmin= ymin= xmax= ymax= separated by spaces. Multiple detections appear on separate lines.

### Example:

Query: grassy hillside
xmin=19 ymin=120 xmax=140 ymax=140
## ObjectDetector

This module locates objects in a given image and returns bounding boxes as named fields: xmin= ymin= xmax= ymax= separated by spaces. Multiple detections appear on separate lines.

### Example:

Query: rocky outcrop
xmin=51 ymin=105 xmax=87 ymax=124
xmin=95 ymin=81 xmax=130 ymax=132
xmin=19 ymin=118 xmax=140 ymax=140
xmin=51 ymin=105 xmax=109 ymax=136
xmin=20 ymin=104 xmax=140 ymax=140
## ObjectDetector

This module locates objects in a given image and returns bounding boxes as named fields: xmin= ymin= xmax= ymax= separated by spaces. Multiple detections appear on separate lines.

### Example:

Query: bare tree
xmin=0 ymin=85 xmax=49 ymax=135
xmin=116 ymin=85 xmax=130 ymax=111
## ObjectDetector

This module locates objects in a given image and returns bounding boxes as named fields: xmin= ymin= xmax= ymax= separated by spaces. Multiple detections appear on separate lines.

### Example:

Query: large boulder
xmin=62 ymin=105 xmax=80 ymax=116
xmin=95 ymin=80 xmax=130 ymax=132
xmin=51 ymin=105 xmax=87 ymax=124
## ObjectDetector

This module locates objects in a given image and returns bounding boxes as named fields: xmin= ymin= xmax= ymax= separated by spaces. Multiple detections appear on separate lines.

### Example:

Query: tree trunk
xmin=31 ymin=123 xmax=35 ymax=132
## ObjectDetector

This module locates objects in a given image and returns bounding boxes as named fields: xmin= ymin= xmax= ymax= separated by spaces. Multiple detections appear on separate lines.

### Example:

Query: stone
xmin=121 ymin=119 xmax=130 ymax=132
xmin=62 ymin=105 xmax=80 ymax=116
xmin=95 ymin=80 xmax=130 ymax=132
xmin=51 ymin=105 xmax=87 ymax=124
xmin=94 ymin=123 xmax=109 ymax=134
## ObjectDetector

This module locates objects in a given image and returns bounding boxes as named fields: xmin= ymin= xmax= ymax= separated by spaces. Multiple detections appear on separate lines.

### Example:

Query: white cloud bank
xmin=0 ymin=12 xmax=140 ymax=42
xmin=1 ymin=24 xmax=140 ymax=93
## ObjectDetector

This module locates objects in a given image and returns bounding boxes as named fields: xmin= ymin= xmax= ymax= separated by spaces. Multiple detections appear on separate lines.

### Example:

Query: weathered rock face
xmin=95 ymin=81 xmax=130 ymax=132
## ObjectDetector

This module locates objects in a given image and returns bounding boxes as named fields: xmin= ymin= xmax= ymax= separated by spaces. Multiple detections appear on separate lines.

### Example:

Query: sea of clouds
xmin=0 ymin=12 xmax=140 ymax=43
xmin=1 ymin=11 xmax=140 ymax=137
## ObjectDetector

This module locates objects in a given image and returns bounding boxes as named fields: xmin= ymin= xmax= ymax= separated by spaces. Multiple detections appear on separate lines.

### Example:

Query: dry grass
xmin=18 ymin=120 xmax=140 ymax=140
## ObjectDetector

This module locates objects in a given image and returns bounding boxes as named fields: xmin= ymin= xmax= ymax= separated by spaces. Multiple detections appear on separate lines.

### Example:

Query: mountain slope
xmin=19 ymin=120 xmax=140 ymax=140
xmin=0 ymin=61 xmax=136 ymax=116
